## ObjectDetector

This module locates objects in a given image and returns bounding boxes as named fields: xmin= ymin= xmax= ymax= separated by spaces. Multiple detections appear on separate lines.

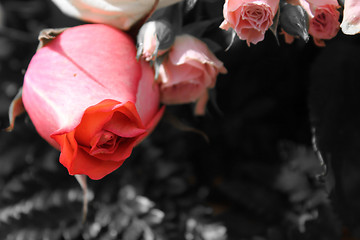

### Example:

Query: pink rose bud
xmin=50 ymin=0 xmax=182 ymax=31
xmin=279 ymin=2 xmax=309 ymax=42
xmin=220 ymin=0 xmax=280 ymax=46
xmin=299 ymin=0 xmax=340 ymax=46
xmin=158 ymin=34 xmax=227 ymax=116
xmin=22 ymin=24 xmax=164 ymax=180
xmin=340 ymin=0 xmax=360 ymax=35
xmin=136 ymin=20 xmax=175 ymax=62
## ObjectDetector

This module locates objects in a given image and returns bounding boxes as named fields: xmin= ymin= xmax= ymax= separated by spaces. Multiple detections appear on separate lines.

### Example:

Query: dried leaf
xmin=5 ymin=87 xmax=24 ymax=132
xmin=37 ymin=28 xmax=68 ymax=50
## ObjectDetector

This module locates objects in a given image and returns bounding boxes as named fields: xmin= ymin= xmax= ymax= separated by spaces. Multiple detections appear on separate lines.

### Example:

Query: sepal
xmin=280 ymin=2 xmax=310 ymax=42
xmin=37 ymin=28 xmax=68 ymax=50
xmin=5 ymin=87 xmax=24 ymax=132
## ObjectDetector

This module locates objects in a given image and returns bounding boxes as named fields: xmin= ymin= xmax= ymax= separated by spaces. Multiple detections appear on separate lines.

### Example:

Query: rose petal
xmin=135 ymin=60 xmax=161 ymax=125
xmin=103 ymin=111 xmax=146 ymax=138
xmin=53 ymin=130 xmax=127 ymax=180
xmin=135 ymin=105 xmax=165 ymax=145
xmin=51 ymin=0 xmax=182 ymax=31
xmin=82 ymin=137 xmax=138 ymax=162
xmin=340 ymin=0 xmax=360 ymax=35
xmin=89 ymin=130 xmax=118 ymax=154
xmin=74 ymin=108 xmax=114 ymax=147
xmin=23 ymin=24 xmax=141 ymax=147
xmin=72 ymin=148 xmax=125 ymax=180
xmin=220 ymin=0 xmax=279 ymax=45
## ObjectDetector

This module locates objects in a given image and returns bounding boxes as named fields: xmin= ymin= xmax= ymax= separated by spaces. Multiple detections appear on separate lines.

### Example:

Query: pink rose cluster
xmin=8 ymin=0 xmax=360 ymax=181
xmin=220 ymin=0 xmax=360 ymax=46
xmin=8 ymin=1 xmax=227 ymax=180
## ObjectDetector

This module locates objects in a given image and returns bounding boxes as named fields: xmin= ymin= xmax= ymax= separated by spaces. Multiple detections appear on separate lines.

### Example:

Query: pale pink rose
xmin=299 ymin=0 xmax=340 ymax=46
xmin=158 ymin=34 xmax=227 ymax=115
xmin=51 ymin=0 xmax=182 ymax=31
xmin=220 ymin=0 xmax=280 ymax=46
xmin=340 ymin=0 xmax=360 ymax=35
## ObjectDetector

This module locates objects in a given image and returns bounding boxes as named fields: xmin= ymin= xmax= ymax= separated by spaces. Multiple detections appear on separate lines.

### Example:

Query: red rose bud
xmin=22 ymin=24 xmax=164 ymax=180
xmin=137 ymin=20 xmax=175 ymax=62
xmin=280 ymin=2 xmax=310 ymax=42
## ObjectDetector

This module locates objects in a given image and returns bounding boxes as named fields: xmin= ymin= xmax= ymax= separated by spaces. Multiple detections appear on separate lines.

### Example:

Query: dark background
xmin=0 ymin=0 xmax=360 ymax=239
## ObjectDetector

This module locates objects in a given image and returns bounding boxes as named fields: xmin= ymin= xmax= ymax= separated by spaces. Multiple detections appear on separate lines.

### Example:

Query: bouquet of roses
xmin=3 ymin=0 xmax=360 ymax=238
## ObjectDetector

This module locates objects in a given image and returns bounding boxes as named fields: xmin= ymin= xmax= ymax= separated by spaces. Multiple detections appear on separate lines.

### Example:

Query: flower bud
xmin=136 ymin=20 xmax=175 ymax=62
xmin=280 ymin=2 xmax=310 ymax=42
xmin=21 ymin=24 xmax=164 ymax=180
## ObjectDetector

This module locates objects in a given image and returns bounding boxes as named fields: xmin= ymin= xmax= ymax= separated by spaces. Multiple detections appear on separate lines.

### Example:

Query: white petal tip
xmin=340 ymin=22 xmax=360 ymax=35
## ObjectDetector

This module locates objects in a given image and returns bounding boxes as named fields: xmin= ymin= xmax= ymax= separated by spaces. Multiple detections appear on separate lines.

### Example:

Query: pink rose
xmin=299 ymin=0 xmax=340 ymax=46
xmin=158 ymin=34 xmax=227 ymax=115
xmin=22 ymin=24 xmax=164 ymax=180
xmin=51 ymin=0 xmax=182 ymax=31
xmin=340 ymin=0 xmax=360 ymax=35
xmin=220 ymin=0 xmax=280 ymax=45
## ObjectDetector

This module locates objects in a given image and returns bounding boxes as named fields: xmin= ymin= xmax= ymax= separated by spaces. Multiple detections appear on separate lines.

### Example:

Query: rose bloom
xmin=299 ymin=0 xmax=340 ymax=46
xmin=340 ymin=0 xmax=360 ymax=35
xmin=51 ymin=0 xmax=182 ymax=31
xmin=220 ymin=0 xmax=279 ymax=45
xmin=22 ymin=24 xmax=164 ymax=180
xmin=158 ymin=34 xmax=227 ymax=115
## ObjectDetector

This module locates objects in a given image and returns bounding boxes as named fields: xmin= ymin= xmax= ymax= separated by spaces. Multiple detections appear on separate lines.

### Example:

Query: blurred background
xmin=1 ymin=0 xmax=360 ymax=239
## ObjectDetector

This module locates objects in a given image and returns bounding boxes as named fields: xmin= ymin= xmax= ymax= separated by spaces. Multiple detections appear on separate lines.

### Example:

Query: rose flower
xmin=220 ymin=0 xmax=280 ymax=46
xmin=22 ymin=24 xmax=164 ymax=180
xmin=298 ymin=0 xmax=340 ymax=46
xmin=51 ymin=0 xmax=182 ymax=31
xmin=157 ymin=34 xmax=227 ymax=115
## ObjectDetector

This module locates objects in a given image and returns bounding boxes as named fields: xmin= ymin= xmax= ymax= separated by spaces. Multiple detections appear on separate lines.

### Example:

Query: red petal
xmin=103 ymin=111 xmax=146 ymax=138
